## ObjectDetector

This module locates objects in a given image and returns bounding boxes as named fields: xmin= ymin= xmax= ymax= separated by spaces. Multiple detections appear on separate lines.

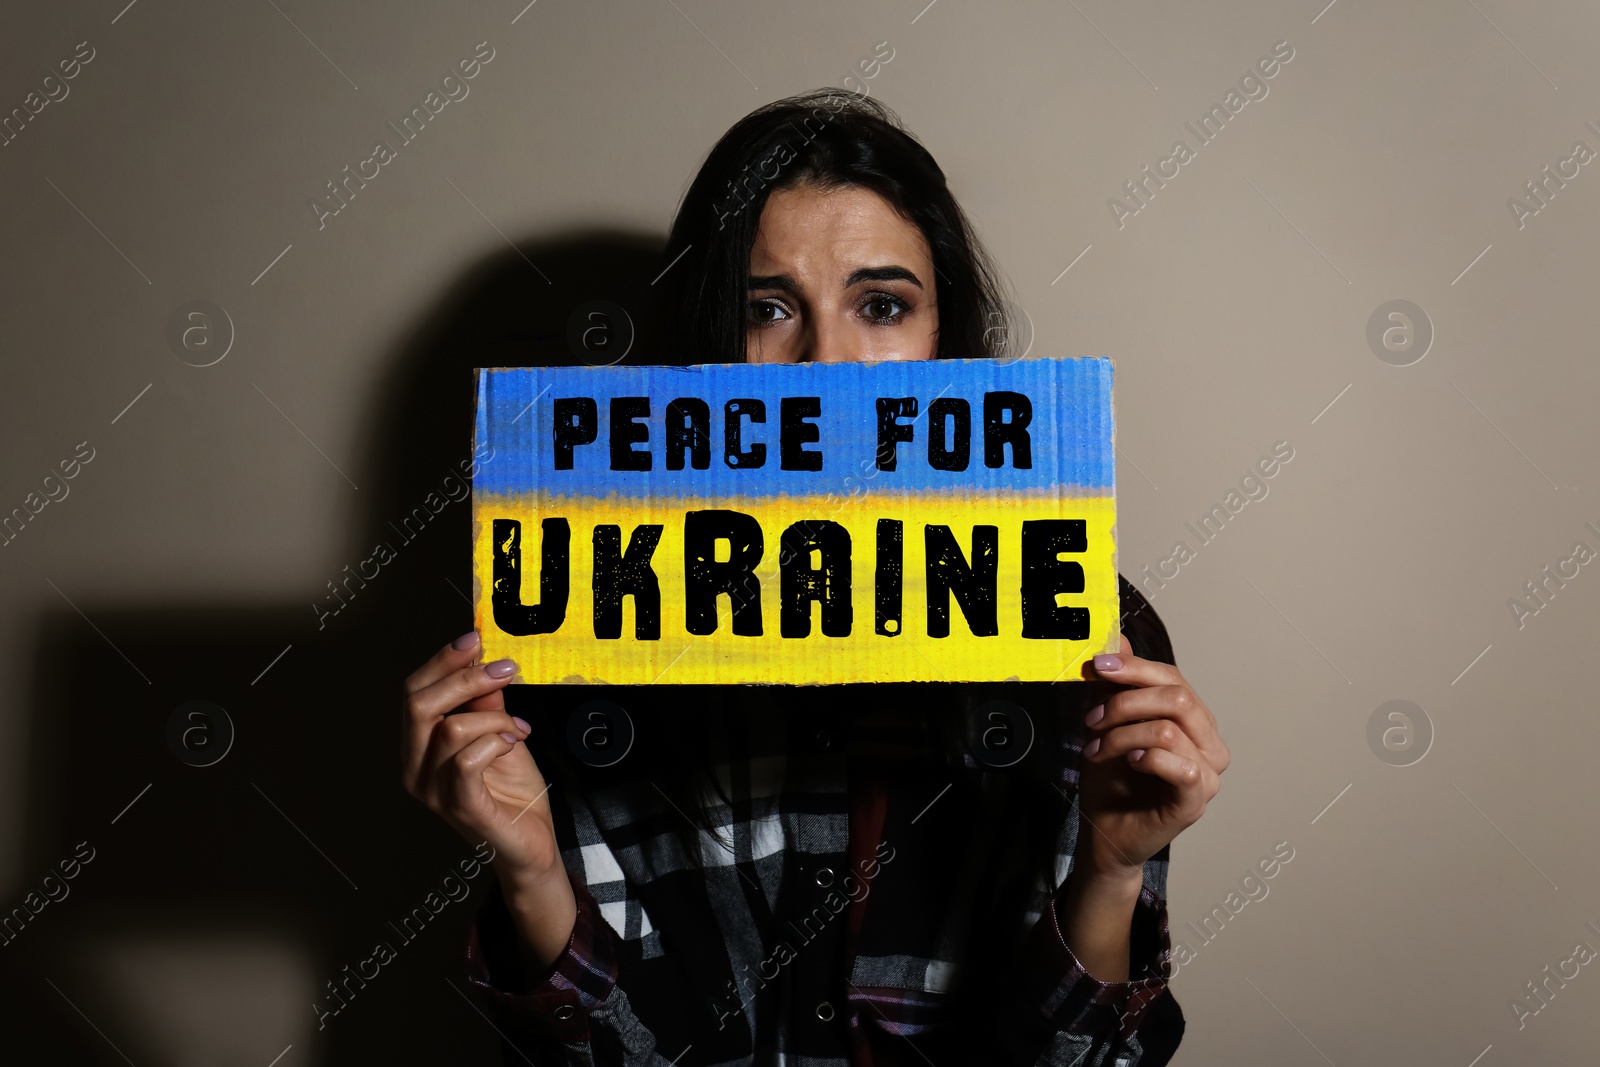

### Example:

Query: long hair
xmin=640 ymin=91 xmax=1178 ymax=929
xmin=654 ymin=88 xmax=1015 ymax=363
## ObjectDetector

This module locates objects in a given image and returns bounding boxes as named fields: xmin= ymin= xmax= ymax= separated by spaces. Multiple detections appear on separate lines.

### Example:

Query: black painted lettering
xmin=553 ymin=398 xmax=597 ymax=470
xmin=666 ymin=398 xmax=711 ymax=470
xmin=983 ymin=391 xmax=1032 ymax=469
xmin=1019 ymin=520 xmax=1089 ymax=640
xmin=780 ymin=397 xmax=823 ymax=471
xmin=609 ymin=397 xmax=651 ymax=471
xmin=874 ymin=519 xmax=902 ymax=636
xmin=876 ymin=397 xmax=917 ymax=471
xmin=684 ymin=510 xmax=764 ymax=635
xmin=779 ymin=520 xmax=851 ymax=637
xmin=927 ymin=398 xmax=970 ymax=471
xmin=592 ymin=524 xmax=664 ymax=639
xmin=724 ymin=399 xmax=766 ymax=469
xmin=925 ymin=524 xmax=999 ymax=638
xmin=492 ymin=518 xmax=569 ymax=635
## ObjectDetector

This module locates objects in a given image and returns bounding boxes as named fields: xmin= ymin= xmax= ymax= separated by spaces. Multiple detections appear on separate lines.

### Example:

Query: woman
xmin=402 ymin=89 xmax=1228 ymax=1066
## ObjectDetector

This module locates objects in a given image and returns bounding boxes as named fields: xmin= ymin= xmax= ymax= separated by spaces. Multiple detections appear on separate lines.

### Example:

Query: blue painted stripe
xmin=473 ymin=357 xmax=1114 ymax=498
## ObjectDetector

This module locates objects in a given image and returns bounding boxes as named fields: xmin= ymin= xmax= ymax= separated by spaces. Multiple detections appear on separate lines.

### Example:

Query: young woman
xmin=402 ymin=89 xmax=1228 ymax=1066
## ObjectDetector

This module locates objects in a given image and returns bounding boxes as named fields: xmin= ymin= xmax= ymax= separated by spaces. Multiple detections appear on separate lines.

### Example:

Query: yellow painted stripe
xmin=472 ymin=491 xmax=1118 ymax=684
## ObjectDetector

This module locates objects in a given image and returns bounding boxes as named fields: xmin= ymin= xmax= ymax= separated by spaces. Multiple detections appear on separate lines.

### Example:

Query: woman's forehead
xmin=750 ymin=184 xmax=931 ymax=278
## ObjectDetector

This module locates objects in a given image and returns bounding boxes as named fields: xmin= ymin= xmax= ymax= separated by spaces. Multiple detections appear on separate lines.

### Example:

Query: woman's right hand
xmin=401 ymin=631 xmax=576 ymax=968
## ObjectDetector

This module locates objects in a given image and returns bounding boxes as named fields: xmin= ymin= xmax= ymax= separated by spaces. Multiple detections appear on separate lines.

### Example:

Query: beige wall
xmin=3 ymin=0 xmax=1597 ymax=1063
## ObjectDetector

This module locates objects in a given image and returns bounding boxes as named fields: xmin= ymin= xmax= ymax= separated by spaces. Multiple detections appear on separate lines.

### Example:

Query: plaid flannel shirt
xmin=465 ymin=579 xmax=1184 ymax=1066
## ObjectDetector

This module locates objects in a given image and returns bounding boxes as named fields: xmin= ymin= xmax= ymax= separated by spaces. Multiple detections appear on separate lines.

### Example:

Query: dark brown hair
xmin=655 ymin=88 xmax=1015 ymax=363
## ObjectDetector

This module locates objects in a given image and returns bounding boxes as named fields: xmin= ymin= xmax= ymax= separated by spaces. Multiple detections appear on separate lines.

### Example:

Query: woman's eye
xmin=860 ymin=292 xmax=910 ymax=323
xmin=747 ymin=299 xmax=789 ymax=325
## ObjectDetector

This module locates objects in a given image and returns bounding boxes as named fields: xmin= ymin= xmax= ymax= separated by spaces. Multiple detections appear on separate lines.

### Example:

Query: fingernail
xmin=1093 ymin=654 xmax=1123 ymax=673
xmin=511 ymin=716 xmax=531 ymax=734
xmin=1085 ymin=704 xmax=1105 ymax=727
xmin=484 ymin=659 xmax=516 ymax=679
xmin=1129 ymin=748 xmax=1147 ymax=762
xmin=499 ymin=732 xmax=518 ymax=744
xmin=453 ymin=630 xmax=480 ymax=651
xmin=1085 ymin=737 xmax=1101 ymax=757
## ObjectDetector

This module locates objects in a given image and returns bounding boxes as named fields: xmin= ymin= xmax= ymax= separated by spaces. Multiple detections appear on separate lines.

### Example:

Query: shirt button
xmin=815 ymin=729 xmax=833 ymax=750
xmin=814 ymin=867 xmax=834 ymax=887
xmin=815 ymin=1000 xmax=835 ymax=1021
xmin=554 ymin=1004 xmax=576 ymax=1021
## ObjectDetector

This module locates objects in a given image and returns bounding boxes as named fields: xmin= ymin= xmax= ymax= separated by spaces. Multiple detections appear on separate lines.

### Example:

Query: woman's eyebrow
xmin=747 ymin=266 xmax=924 ymax=292
xmin=748 ymin=273 xmax=798 ymax=293
xmin=844 ymin=265 xmax=922 ymax=289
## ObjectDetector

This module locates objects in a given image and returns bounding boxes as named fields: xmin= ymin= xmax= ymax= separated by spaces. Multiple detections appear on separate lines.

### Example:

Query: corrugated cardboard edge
xmin=470 ymin=368 xmax=487 ymax=658
xmin=470 ymin=359 xmax=1122 ymax=683
xmin=1103 ymin=354 xmax=1123 ymax=661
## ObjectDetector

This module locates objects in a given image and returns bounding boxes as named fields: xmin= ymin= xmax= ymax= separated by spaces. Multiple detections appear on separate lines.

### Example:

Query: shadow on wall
xmin=4 ymin=232 xmax=670 ymax=1066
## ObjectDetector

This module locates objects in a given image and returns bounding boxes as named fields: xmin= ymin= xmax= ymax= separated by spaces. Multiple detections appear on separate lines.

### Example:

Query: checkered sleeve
xmin=992 ymin=875 xmax=1174 ymax=1066
xmin=1038 ymin=879 xmax=1173 ymax=1042
xmin=464 ymin=866 xmax=620 ymax=1045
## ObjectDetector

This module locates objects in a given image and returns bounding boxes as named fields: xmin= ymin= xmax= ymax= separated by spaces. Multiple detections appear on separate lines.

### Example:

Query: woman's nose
xmin=807 ymin=314 xmax=859 ymax=363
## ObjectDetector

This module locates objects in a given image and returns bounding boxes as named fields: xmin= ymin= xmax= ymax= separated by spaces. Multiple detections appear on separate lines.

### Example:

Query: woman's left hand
xmin=1076 ymin=635 xmax=1229 ymax=878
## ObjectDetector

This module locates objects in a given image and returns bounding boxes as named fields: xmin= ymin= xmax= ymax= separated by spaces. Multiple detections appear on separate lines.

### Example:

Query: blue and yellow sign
xmin=472 ymin=357 xmax=1118 ymax=684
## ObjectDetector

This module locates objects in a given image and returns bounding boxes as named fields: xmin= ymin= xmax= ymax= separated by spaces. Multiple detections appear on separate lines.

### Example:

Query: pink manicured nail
xmin=484 ymin=659 xmax=516 ymax=679
xmin=1092 ymin=654 xmax=1123 ymax=673
xmin=1085 ymin=704 xmax=1105 ymax=726
xmin=499 ymin=732 xmax=518 ymax=744
xmin=1129 ymin=748 xmax=1147 ymax=762
xmin=453 ymin=630 xmax=480 ymax=651
xmin=512 ymin=716 xmax=531 ymax=734
xmin=1085 ymin=737 xmax=1101 ymax=757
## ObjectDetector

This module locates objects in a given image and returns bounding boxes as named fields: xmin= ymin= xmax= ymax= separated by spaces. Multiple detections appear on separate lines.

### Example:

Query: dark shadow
xmin=8 ymin=227 xmax=1182 ymax=1065
xmin=6 ymin=231 xmax=671 ymax=1066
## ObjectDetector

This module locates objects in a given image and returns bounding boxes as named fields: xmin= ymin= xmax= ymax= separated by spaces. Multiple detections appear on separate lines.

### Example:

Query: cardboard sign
xmin=471 ymin=357 xmax=1118 ymax=684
